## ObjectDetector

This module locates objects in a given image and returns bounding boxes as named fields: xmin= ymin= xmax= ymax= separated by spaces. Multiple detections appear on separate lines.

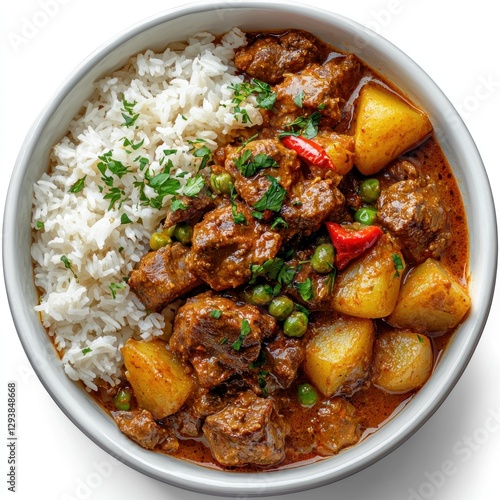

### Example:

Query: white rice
xmin=31 ymin=28 xmax=260 ymax=391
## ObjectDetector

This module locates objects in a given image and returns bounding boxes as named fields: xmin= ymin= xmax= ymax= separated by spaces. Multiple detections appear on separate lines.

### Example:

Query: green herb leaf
xmin=120 ymin=97 xmax=140 ymax=128
xmin=417 ymin=334 xmax=424 ymax=344
xmin=232 ymin=319 xmax=251 ymax=351
xmin=69 ymin=176 xmax=86 ymax=193
xmin=35 ymin=221 xmax=45 ymax=231
xmin=270 ymin=217 xmax=288 ymax=230
xmin=60 ymin=255 xmax=77 ymax=278
xmin=229 ymin=184 xmax=247 ymax=225
xmin=296 ymin=278 xmax=314 ymax=301
xmin=253 ymin=176 xmax=287 ymax=213
xmin=294 ymin=91 xmax=304 ymax=108
xmin=210 ymin=309 xmax=222 ymax=319
xmin=120 ymin=213 xmax=132 ymax=224
xmin=109 ymin=282 xmax=126 ymax=299
xmin=249 ymin=350 xmax=267 ymax=369
xmin=258 ymin=370 xmax=269 ymax=396
xmin=82 ymin=347 xmax=92 ymax=355
xmin=170 ymin=198 xmax=187 ymax=212
xmin=182 ymin=175 xmax=205 ymax=197
xmin=234 ymin=150 xmax=278 ymax=178
xmin=392 ymin=253 xmax=404 ymax=278
xmin=278 ymin=111 xmax=322 ymax=139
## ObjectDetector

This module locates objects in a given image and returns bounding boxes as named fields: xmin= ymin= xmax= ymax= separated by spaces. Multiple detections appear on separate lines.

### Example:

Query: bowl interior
xmin=3 ymin=1 xmax=497 ymax=497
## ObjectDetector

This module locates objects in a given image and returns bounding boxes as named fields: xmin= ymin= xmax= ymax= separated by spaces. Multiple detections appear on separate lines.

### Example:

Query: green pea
xmin=311 ymin=244 xmax=335 ymax=274
xmin=210 ymin=172 xmax=233 ymax=195
xmin=268 ymin=296 xmax=295 ymax=321
xmin=354 ymin=207 xmax=378 ymax=225
xmin=113 ymin=388 xmax=131 ymax=411
xmin=174 ymin=222 xmax=193 ymax=245
xmin=297 ymin=383 xmax=318 ymax=407
xmin=283 ymin=311 xmax=308 ymax=338
xmin=164 ymin=225 xmax=176 ymax=237
xmin=150 ymin=232 xmax=172 ymax=251
xmin=248 ymin=284 xmax=273 ymax=306
xmin=359 ymin=178 xmax=381 ymax=203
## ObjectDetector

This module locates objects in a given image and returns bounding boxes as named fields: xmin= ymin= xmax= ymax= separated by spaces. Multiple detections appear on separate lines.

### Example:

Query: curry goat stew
xmin=66 ymin=29 xmax=469 ymax=470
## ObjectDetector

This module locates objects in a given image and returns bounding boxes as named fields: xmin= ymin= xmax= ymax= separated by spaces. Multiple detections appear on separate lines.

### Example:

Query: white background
xmin=1 ymin=0 xmax=499 ymax=499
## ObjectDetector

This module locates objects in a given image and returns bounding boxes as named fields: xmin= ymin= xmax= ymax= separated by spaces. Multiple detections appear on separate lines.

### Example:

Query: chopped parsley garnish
xmin=392 ymin=253 xmax=404 ymax=278
xmin=82 ymin=347 xmax=92 ymax=355
xmin=170 ymin=198 xmax=187 ymax=212
xmin=230 ymin=78 xmax=276 ymax=122
xmin=109 ymin=281 xmax=126 ymax=299
xmin=270 ymin=217 xmax=288 ymax=230
xmin=97 ymin=151 xmax=132 ymax=209
xmin=69 ymin=176 xmax=86 ymax=194
xmin=253 ymin=176 xmax=287 ymax=213
xmin=120 ymin=213 xmax=132 ymax=224
xmin=182 ymin=175 xmax=205 ymax=197
xmin=229 ymin=184 xmax=247 ymax=225
xmin=60 ymin=255 xmax=77 ymax=278
xmin=233 ymin=150 xmax=278 ymax=177
xmin=294 ymin=303 xmax=310 ymax=317
xmin=192 ymin=145 xmax=213 ymax=171
xmin=120 ymin=97 xmax=140 ymax=128
xmin=296 ymin=278 xmax=314 ymax=301
xmin=232 ymin=319 xmax=251 ymax=351
xmin=210 ymin=309 xmax=222 ymax=319
xmin=122 ymin=137 xmax=144 ymax=152
xmin=250 ymin=258 xmax=296 ymax=286
xmin=417 ymin=334 xmax=424 ymax=344
xmin=278 ymin=111 xmax=322 ymax=139
xmin=258 ymin=370 xmax=269 ymax=396
xmin=35 ymin=221 xmax=45 ymax=231
xmin=294 ymin=91 xmax=304 ymax=108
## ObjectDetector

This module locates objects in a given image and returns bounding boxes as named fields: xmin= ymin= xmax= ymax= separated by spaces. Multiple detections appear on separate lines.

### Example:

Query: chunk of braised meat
xmin=170 ymin=292 xmax=277 ymax=388
xmin=380 ymin=159 xmax=419 ymax=187
xmin=203 ymin=391 xmax=290 ymax=467
xmin=112 ymin=409 xmax=179 ymax=452
xmin=314 ymin=398 xmax=361 ymax=456
xmin=163 ymin=193 xmax=215 ymax=228
xmin=189 ymin=200 xmax=282 ymax=290
xmin=128 ymin=243 xmax=202 ymax=312
xmin=270 ymin=55 xmax=362 ymax=129
xmin=280 ymin=178 xmax=345 ymax=240
xmin=377 ymin=178 xmax=451 ymax=263
xmin=224 ymin=139 xmax=301 ymax=210
xmin=264 ymin=332 xmax=305 ymax=388
xmin=163 ymin=377 xmax=254 ymax=439
xmin=234 ymin=30 xmax=327 ymax=84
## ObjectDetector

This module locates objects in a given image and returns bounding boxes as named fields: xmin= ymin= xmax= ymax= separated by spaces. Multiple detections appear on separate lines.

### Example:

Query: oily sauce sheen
xmin=90 ymin=30 xmax=469 ymax=472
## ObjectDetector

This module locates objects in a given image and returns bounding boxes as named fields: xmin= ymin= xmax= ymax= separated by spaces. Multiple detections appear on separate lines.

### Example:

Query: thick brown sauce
xmin=86 ymin=30 xmax=469 ymax=472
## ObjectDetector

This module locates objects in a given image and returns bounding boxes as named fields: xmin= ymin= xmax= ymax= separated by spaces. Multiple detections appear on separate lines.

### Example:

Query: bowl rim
xmin=3 ymin=0 xmax=497 ymax=496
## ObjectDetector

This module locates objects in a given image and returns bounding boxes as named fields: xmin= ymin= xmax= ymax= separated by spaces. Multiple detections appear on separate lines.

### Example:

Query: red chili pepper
xmin=326 ymin=222 xmax=383 ymax=270
xmin=281 ymin=135 xmax=335 ymax=170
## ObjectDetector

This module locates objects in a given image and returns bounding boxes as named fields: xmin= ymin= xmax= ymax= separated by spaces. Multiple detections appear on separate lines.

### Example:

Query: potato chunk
xmin=387 ymin=258 xmax=471 ymax=333
xmin=354 ymin=84 xmax=432 ymax=175
xmin=304 ymin=314 xmax=374 ymax=397
xmin=122 ymin=338 xmax=194 ymax=419
xmin=333 ymin=234 xmax=405 ymax=318
xmin=372 ymin=331 xmax=433 ymax=393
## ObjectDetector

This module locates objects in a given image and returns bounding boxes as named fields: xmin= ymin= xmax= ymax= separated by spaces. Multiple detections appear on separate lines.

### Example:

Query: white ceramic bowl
xmin=3 ymin=1 xmax=497 ymax=496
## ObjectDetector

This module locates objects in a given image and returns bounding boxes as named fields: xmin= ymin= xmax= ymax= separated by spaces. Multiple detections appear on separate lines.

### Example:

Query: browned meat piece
xmin=313 ymin=397 xmax=361 ymax=455
xmin=381 ymin=159 xmax=419 ymax=188
xmin=163 ymin=193 xmax=215 ymax=228
xmin=264 ymin=332 xmax=305 ymax=388
xmin=234 ymin=30 xmax=326 ymax=84
xmin=128 ymin=243 xmax=202 ymax=312
xmin=189 ymin=200 xmax=282 ymax=290
xmin=203 ymin=391 xmax=289 ymax=467
xmin=271 ymin=55 xmax=362 ymax=129
xmin=112 ymin=409 xmax=179 ymax=452
xmin=280 ymin=178 xmax=345 ymax=239
xmin=377 ymin=178 xmax=451 ymax=263
xmin=224 ymin=139 xmax=301 ymax=209
xmin=170 ymin=292 xmax=277 ymax=387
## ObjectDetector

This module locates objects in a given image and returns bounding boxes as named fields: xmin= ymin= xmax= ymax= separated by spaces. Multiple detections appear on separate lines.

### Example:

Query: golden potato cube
xmin=387 ymin=258 xmax=471 ymax=333
xmin=122 ymin=338 xmax=194 ymax=419
xmin=333 ymin=234 xmax=405 ymax=318
xmin=304 ymin=314 xmax=374 ymax=397
xmin=372 ymin=331 xmax=433 ymax=393
xmin=314 ymin=131 xmax=355 ymax=176
xmin=354 ymin=84 xmax=432 ymax=175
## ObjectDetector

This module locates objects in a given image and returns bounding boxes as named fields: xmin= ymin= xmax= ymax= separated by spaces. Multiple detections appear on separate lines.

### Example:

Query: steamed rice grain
xmin=31 ymin=28 xmax=259 ymax=390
